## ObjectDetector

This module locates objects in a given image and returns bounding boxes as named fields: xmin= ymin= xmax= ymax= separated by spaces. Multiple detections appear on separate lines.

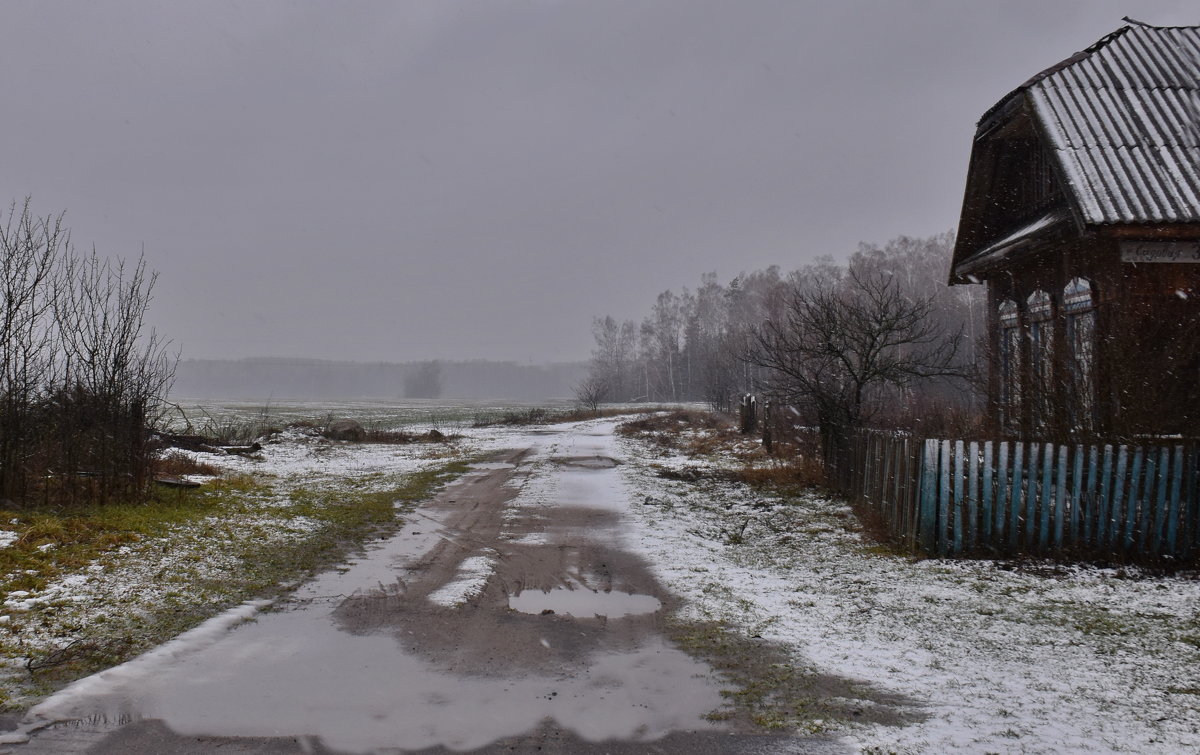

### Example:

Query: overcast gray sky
xmin=2 ymin=1 xmax=1194 ymax=363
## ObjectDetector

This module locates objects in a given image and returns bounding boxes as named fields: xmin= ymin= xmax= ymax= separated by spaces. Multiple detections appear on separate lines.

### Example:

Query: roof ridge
xmin=976 ymin=25 xmax=1200 ymax=129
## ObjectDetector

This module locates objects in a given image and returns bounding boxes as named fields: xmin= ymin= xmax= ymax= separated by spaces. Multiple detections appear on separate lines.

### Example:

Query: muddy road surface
xmin=1 ymin=421 xmax=844 ymax=754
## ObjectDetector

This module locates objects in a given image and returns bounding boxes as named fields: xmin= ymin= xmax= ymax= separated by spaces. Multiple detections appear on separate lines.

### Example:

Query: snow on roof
xmin=1022 ymin=25 xmax=1200 ymax=225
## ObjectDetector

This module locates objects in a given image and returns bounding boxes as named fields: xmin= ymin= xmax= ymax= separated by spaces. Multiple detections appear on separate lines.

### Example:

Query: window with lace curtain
xmin=1064 ymin=278 xmax=1096 ymax=434
xmin=1027 ymin=290 xmax=1054 ymax=431
xmin=998 ymin=299 xmax=1021 ymax=432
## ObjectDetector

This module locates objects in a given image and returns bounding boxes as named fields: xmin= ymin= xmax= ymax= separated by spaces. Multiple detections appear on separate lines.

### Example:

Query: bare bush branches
xmin=0 ymin=199 xmax=175 ymax=505
xmin=573 ymin=373 xmax=609 ymax=411
xmin=749 ymin=262 xmax=966 ymax=452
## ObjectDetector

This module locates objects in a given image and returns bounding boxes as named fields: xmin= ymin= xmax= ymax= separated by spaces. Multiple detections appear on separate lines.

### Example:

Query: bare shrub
xmin=573 ymin=374 xmax=609 ymax=411
xmin=0 ymin=200 xmax=175 ymax=506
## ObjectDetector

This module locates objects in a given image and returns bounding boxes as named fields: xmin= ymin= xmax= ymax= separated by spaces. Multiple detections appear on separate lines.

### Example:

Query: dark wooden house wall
xmin=985 ymin=235 xmax=1200 ymax=439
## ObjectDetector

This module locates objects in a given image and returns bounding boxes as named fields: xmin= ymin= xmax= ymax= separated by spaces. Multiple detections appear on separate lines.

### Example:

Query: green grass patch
xmin=1 ymin=458 xmax=475 ymax=709
xmin=0 ymin=488 xmax=232 ymax=595
xmin=666 ymin=616 xmax=918 ymax=734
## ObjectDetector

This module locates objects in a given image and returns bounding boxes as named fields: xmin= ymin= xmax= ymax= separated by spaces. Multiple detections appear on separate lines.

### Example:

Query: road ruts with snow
xmin=0 ymin=420 xmax=839 ymax=755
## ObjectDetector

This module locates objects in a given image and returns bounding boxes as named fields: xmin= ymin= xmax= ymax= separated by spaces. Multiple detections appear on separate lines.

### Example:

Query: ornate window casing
xmin=998 ymin=299 xmax=1021 ymax=432
xmin=1063 ymin=278 xmax=1096 ymax=434
xmin=1027 ymin=290 xmax=1054 ymax=431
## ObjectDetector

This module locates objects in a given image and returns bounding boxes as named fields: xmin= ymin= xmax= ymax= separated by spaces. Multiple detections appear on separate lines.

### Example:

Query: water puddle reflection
xmin=509 ymin=588 xmax=662 ymax=618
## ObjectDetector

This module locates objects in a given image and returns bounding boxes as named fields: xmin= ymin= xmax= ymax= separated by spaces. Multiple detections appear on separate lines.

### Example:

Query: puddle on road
xmin=469 ymin=461 xmax=517 ymax=471
xmin=26 ymin=608 xmax=718 ymax=753
xmin=509 ymin=588 xmax=661 ymax=618
xmin=552 ymin=455 xmax=620 ymax=469
xmin=18 ymin=449 xmax=725 ymax=754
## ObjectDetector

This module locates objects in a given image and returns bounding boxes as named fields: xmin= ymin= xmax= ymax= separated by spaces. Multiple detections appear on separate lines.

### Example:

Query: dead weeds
xmin=153 ymin=451 xmax=221 ymax=478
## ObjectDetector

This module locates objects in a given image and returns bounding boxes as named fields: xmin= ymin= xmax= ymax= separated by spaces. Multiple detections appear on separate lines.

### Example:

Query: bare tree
xmin=573 ymin=373 xmax=609 ymax=411
xmin=0 ymin=201 xmax=68 ymax=501
xmin=749 ymin=262 xmax=965 ymax=456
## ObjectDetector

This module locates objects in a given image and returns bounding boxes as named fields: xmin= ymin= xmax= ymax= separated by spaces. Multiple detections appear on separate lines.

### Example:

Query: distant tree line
xmin=173 ymin=358 xmax=587 ymax=401
xmin=582 ymin=232 xmax=985 ymax=447
xmin=0 ymin=200 xmax=174 ymax=506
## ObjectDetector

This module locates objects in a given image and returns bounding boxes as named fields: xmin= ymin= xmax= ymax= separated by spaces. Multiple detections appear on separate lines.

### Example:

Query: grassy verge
xmin=666 ymin=616 xmax=915 ymax=734
xmin=0 ymin=458 xmax=473 ymax=710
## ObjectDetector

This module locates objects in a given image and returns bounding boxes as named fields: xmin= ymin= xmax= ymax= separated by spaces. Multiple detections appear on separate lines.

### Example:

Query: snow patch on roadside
xmin=427 ymin=555 xmax=495 ymax=607
xmin=612 ymin=431 xmax=1200 ymax=754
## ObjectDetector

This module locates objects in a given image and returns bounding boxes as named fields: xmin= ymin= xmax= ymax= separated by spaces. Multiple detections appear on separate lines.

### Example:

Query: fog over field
xmin=172 ymin=358 xmax=586 ymax=401
xmin=2 ymin=1 xmax=1194 ymax=368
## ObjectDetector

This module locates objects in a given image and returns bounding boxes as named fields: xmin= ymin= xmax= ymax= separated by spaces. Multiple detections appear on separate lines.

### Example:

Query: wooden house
xmin=949 ymin=23 xmax=1200 ymax=439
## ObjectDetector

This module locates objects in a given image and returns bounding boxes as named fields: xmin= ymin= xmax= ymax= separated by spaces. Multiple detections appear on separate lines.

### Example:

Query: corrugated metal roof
xmin=1025 ymin=25 xmax=1200 ymax=225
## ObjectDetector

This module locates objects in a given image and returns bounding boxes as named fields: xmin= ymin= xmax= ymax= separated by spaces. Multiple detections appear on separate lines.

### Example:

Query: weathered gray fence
xmin=833 ymin=430 xmax=1200 ymax=561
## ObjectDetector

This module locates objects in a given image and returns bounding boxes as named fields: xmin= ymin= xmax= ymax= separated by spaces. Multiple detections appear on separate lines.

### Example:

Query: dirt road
xmin=1 ymin=421 xmax=840 ymax=754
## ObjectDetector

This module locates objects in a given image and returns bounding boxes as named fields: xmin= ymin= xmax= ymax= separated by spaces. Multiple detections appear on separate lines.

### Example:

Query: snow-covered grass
xmin=616 ymin=420 xmax=1200 ymax=753
xmin=0 ymin=422 xmax=504 ymax=711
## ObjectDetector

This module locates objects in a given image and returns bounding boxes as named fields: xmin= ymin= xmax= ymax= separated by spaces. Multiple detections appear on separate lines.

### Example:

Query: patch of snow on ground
xmin=0 ymin=530 xmax=18 ymax=548
xmin=609 ymin=430 xmax=1200 ymax=754
xmin=427 ymin=555 xmax=495 ymax=607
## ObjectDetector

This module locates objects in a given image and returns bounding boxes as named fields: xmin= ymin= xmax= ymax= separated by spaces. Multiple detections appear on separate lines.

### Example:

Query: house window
xmin=1027 ymin=290 xmax=1054 ymax=431
xmin=1064 ymin=278 xmax=1096 ymax=433
xmin=998 ymin=299 xmax=1021 ymax=432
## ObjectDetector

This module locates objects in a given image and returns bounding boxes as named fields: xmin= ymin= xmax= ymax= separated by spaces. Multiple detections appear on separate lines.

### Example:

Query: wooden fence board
xmin=1025 ymin=443 xmax=1040 ymax=549
xmin=1010 ymin=443 xmax=1025 ymax=551
xmin=1168 ymin=446 xmax=1183 ymax=554
xmin=1039 ymin=443 xmax=1054 ymax=551
xmin=1152 ymin=447 xmax=1169 ymax=555
xmin=826 ymin=427 xmax=1199 ymax=563
xmin=996 ymin=442 xmax=1009 ymax=544
xmin=967 ymin=441 xmax=980 ymax=549
xmin=1054 ymin=445 xmax=1068 ymax=548
xmin=938 ymin=441 xmax=951 ymax=555
xmin=1127 ymin=448 xmax=1144 ymax=551
xmin=919 ymin=439 xmax=938 ymax=554
xmin=981 ymin=441 xmax=994 ymax=542
xmin=953 ymin=440 xmax=965 ymax=554
xmin=1075 ymin=444 xmax=1094 ymax=544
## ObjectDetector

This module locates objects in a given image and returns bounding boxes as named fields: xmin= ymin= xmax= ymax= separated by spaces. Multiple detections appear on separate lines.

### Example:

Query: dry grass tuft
xmin=617 ymin=410 xmax=732 ymax=436
xmin=153 ymin=452 xmax=221 ymax=478
xmin=734 ymin=456 xmax=824 ymax=489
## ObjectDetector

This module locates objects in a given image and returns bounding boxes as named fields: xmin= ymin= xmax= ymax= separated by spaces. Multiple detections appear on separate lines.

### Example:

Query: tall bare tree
xmin=749 ymin=261 xmax=965 ymax=455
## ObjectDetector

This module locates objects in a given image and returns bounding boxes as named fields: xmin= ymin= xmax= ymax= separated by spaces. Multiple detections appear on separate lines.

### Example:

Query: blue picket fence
xmin=838 ymin=430 xmax=1200 ymax=561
